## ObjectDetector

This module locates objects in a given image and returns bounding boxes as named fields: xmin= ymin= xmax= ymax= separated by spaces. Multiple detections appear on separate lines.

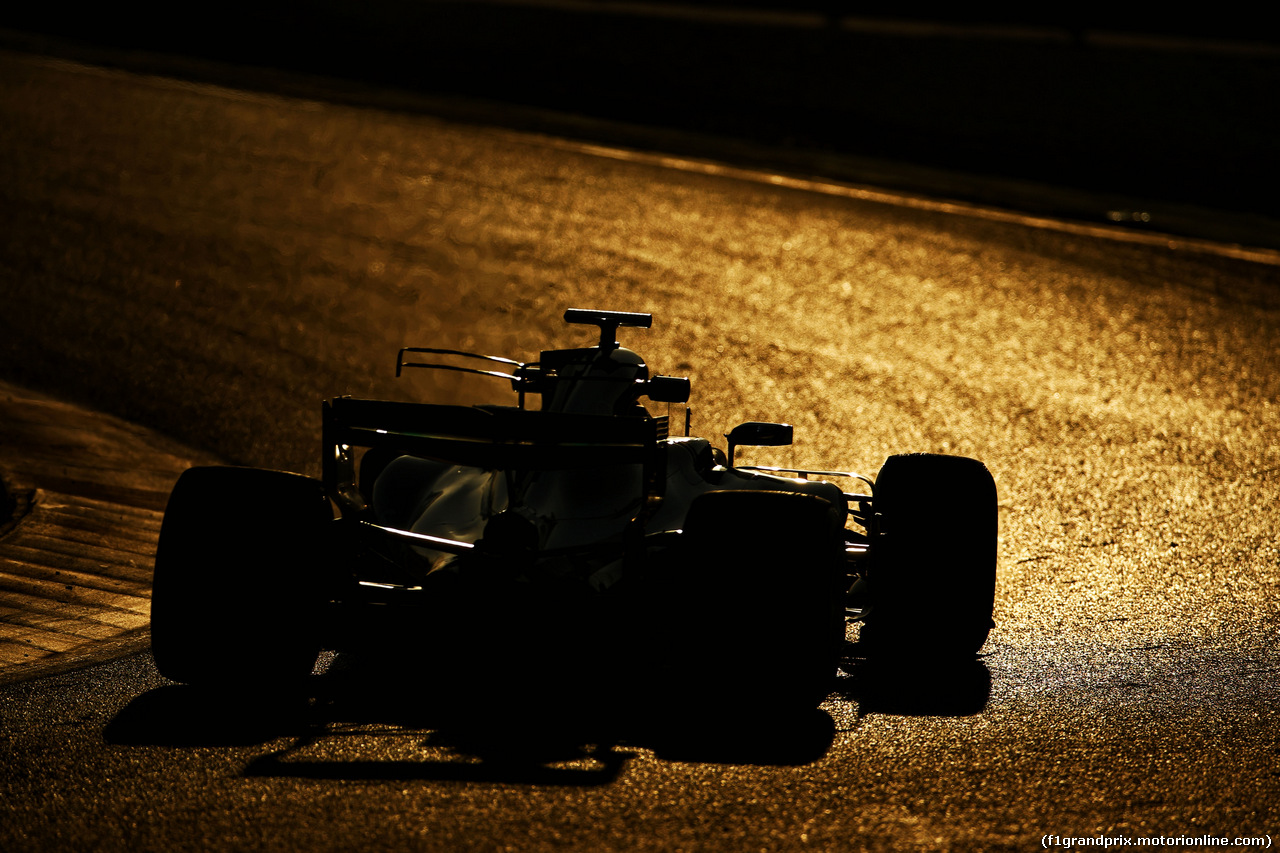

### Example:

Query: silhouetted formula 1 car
xmin=151 ymin=309 xmax=997 ymax=715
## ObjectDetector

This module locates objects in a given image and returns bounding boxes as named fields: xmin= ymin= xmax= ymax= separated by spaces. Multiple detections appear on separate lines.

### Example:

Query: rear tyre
xmin=151 ymin=466 xmax=332 ymax=687
xmin=860 ymin=453 xmax=997 ymax=659
xmin=652 ymin=490 xmax=846 ymax=717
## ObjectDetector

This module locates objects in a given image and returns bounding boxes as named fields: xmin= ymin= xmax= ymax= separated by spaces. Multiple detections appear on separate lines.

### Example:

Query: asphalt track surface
xmin=2 ymin=49 xmax=1280 ymax=851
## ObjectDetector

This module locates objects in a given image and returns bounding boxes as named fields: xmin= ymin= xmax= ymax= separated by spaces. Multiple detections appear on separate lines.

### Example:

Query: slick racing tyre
xmin=654 ymin=490 xmax=846 ymax=716
xmin=860 ymin=453 xmax=997 ymax=659
xmin=151 ymin=466 xmax=332 ymax=687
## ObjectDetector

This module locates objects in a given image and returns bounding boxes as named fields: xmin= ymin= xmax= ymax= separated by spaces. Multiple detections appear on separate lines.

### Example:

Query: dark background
xmin=5 ymin=1 xmax=1279 ymax=248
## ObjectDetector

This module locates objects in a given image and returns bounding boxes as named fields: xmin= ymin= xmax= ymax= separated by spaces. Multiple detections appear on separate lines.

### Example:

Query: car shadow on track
xmin=104 ymin=654 xmax=839 ymax=783
xmin=834 ymin=654 xmax=993 ymax=718
xmin=104 ymin=652 xmax=991 ymax=783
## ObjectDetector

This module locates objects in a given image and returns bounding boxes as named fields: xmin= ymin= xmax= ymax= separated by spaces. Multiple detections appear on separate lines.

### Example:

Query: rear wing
xmin=322 ymin=397 xmax=668 ymax=512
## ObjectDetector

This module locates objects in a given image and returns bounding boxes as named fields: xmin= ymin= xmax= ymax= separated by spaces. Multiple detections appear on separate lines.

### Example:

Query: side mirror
xmin=725 ymin=421 xmax=793 ymax=466
xmin=646 ymin=375 xmax=691 ymax=403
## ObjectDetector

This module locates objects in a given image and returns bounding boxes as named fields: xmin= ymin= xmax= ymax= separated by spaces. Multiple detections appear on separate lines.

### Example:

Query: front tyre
xmin=151 ymin=466 xmax=332 ymax=687
xmin=861 ymin=453 xmax=997 ymax=659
